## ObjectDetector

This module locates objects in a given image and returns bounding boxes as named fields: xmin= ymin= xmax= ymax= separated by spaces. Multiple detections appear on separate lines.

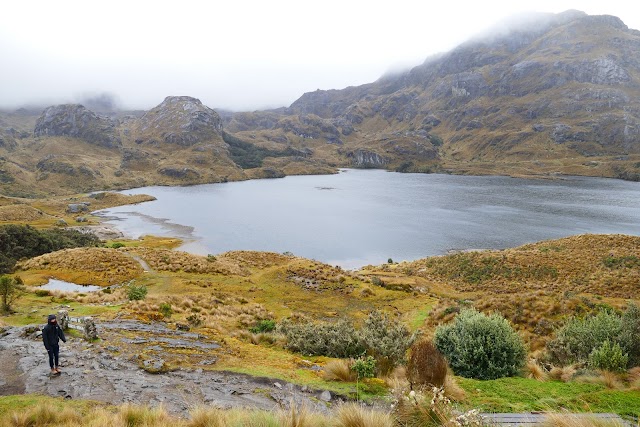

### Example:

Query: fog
xmin=1 ymin=0 xmax=638 ymax=112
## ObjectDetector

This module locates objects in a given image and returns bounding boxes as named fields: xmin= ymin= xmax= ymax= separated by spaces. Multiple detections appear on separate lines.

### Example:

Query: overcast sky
xmin=1 ymin=0 xmax=639 ymax=111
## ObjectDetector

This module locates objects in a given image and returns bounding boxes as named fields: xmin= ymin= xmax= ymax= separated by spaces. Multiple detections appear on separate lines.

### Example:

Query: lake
xmin=96 ymin=170 xmax=640 ymax=268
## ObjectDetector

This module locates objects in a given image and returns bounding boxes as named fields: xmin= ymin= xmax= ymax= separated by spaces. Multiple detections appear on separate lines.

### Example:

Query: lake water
xmin=96 ymin=170 xmax=640 ymax=268
xmin=40 ymin=279 xmax=101 ymax=293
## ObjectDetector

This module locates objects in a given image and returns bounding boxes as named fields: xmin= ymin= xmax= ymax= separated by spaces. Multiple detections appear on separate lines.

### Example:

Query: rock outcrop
xmin=347 ymin=149 xmax=388 ymax=168
xmin=135 ymin=96 xmax=223 ymax=146
xmin=34 ymin=104 xmax=120 ymax=148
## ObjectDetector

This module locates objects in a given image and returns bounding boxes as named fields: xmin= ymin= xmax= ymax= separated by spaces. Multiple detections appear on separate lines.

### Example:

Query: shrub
xmin=547 ymin=310 xmax=622 ymax=365
xmin=371 ymin=276 xmax=384 ymax=286
xmin=620 ymin=303 xmax=640 ymax=367
xmin=407 ymin=340 xmax=448 ymax=388
xmin=279 ymin=311 xmax=413 ymax=367
xmin=278 ymin=318 xmax=364 ymax=358
xmin=127 ymin=283 xmax=148 ymax=301
xmin=159 ymin=303 xmax=173 ymax=319
xmin=111 ymin=242 xmax=125 ymax=249
xmin=434 ymin=308 xmax=526 ymax=380
xmin=249 ymin=319 xmax=276 ymax=333
xmin=34 ymin=289 xmax=51 ymax=297
xmin=352 ymin=356 xmax=376 ymax=379
xmin=588 ymin=340 xmax=628 ymax=372
xmin=187 ymin=313 xmax=203 ymax=328
xmin=360 ymin=310 xmax=415 ymax=373
xmin=0 ymin=224 xmax=101 ymax=273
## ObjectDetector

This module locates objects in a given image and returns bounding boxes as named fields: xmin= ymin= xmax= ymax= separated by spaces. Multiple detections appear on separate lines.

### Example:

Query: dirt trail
xmin=0 ymin=323 xmax=337 ymax=415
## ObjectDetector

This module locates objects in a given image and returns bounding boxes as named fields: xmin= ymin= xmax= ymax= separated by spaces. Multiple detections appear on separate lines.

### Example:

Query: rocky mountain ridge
xmin=1 ymin=10 xmax=639 ymax=196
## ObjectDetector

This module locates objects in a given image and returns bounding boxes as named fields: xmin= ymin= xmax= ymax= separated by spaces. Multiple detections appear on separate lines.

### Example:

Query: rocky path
xmin=0 ymin=322 xmax=337 ymax=415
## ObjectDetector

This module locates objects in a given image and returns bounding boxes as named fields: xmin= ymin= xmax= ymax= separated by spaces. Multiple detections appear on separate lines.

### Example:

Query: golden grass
xmin=335 ymin=403 xmax=394 ymax=427
xmin=0 ymin=204 xmax=52 ymax=221
xmin=125 ymin=247 xmax=250 ymax=276
xmin=526 ymin=359 xmax=549 ymax=381
xmin=322 ymin=359 xmax=356 ymax=382
xmin=405 ymin=234 xmax=640 ymax=299
xmin=443 ymin=375 xmax=466 ymax=401
xmin=550 ymin=365 xmax=577 ymax=383
xmin=17 ymin=247 xmax=143 ymax=285
xmin=1 ymin=401 xmax=394 ymax=427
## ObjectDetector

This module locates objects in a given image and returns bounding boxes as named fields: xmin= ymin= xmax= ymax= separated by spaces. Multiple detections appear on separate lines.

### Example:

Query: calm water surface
xmin=96 ymin=170 xmax=640 ymax=268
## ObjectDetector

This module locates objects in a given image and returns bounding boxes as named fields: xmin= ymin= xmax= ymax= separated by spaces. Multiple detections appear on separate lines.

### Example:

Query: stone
xmin=319 ymin=390 xmax=332 ymax=402
xmin=67 ymin=203 xmax=89 ymax=214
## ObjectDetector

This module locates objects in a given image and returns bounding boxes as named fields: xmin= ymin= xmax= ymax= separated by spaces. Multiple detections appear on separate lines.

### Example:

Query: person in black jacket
xmin=42 ymin=314 xmax=66 ymax=375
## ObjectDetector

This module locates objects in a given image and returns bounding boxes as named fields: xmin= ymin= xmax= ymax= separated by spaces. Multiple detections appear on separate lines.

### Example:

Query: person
xmin=42 ymin=314 xmax=66 ymax=375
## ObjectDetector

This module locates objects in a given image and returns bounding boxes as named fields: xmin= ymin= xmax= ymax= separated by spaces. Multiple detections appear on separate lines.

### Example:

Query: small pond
xmin=39 ymin=279 xmax=101 ymax=293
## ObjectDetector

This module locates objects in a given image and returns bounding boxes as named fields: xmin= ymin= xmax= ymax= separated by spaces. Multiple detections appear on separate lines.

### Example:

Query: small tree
xmin=434 ymin=308 xmax=526 ymax=380
xmin=0 ymin=275 xmax=24 ymax=313
xmin=127 ymin=283 xmax=148 ymax=301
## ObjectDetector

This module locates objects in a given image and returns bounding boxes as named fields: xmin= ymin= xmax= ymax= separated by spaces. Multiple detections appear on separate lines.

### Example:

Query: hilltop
xmin=1 ymin=11 xmax=640 ymax=197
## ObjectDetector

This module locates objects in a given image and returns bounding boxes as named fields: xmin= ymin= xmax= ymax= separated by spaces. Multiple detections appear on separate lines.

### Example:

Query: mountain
xmin=226 ymin=10 xmax=640 ymax=178
xmin=1 ymin=10 xmax=639 ymax=197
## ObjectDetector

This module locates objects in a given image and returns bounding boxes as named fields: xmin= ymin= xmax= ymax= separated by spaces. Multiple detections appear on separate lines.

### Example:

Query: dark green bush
xmin=249 ymin=319 xmax=276 ymax=333
xmin=127 ymin=283 xmax=148 ymax=301
xmin=110 ymin=242 xmax=125 ymax=249
xmin=0 ymin=224 xmax=101 ymax=273
xmin=352 ymin=356 xmax=376 ymax=379
xmin=159 ymin=303 xmax=173 ymax=319
xmin=434 ymin=308 xmax=526 ymax=380
xmin=34 ymin=289 xmax=51 ymax=297
xmin=588 ymin=340 xmax=628 ymax=372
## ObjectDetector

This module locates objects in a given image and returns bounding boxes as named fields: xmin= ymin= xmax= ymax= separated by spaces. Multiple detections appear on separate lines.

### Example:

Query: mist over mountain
xmin=1 ymin=10 xmax=639 ymax=197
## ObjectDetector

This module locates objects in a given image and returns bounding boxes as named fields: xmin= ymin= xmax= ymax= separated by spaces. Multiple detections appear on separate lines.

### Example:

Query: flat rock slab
xmin=0 ymin=323 xmax=336 ymax=415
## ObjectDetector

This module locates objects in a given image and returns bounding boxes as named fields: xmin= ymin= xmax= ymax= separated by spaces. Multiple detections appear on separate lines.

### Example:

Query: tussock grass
xmin=323 ymin=359 xmax=357 ymax=382
xmin=335 ymin=403 xmax=394 ymax=427
xmin=1 ymin=401 xmax=387 ymax=427
xmin=125 ymin=247 xmax=249 ymax=276
xmin=443 ymin=375 xmax=466 ymax=401
xmin=526 ymin=359 xmax=549 ymax=381
xmin=550 ymin=365 xmax=577 ymax=383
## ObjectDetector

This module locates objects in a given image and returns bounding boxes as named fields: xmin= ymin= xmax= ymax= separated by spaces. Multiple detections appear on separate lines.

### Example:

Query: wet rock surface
xmin=0 ymin=322 xmax=336 ymax=414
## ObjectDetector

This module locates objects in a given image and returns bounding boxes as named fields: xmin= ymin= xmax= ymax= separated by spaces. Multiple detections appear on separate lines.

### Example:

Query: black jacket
xmin=42 ymin=320 xmax=66 ymax=350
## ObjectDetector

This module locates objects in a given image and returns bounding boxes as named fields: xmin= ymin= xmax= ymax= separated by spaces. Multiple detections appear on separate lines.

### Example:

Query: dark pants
xmin=47 ymin=345 xmax=59 ymax=369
